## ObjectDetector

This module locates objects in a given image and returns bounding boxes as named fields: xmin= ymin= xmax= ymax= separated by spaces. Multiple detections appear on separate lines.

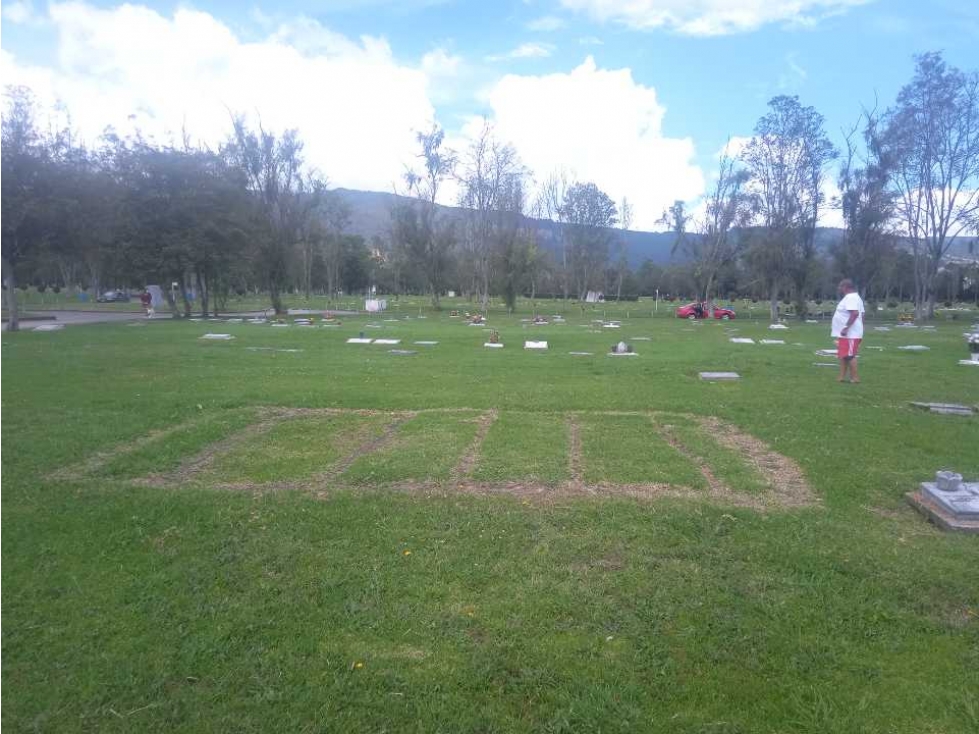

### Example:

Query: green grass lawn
xmin=3 ymin=309 xmax=978 ymax=733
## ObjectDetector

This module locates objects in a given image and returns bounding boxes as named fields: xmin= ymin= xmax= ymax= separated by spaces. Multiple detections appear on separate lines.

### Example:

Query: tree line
xmin=3 ymin=52 xmax=978 ymax=330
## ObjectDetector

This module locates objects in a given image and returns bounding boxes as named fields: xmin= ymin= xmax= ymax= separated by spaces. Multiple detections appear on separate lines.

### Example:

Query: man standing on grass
xmin=831 ymin=279 xmax=865 ymax=383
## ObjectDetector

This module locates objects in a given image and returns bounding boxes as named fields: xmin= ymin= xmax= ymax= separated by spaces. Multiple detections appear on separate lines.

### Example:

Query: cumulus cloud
xmin=2 ymin=0 xmax=39 ymax=24
xmin=486 ymin=42 xmax=555 ymax=61
xmin=526 ymin=15 xmax=567 ymax=32
xmin=476 ymin=57 xmax=704 ymax=229
xmin=3 ymin=3 xmax=713 ymax=230
xmin=1 ymin=2 xmax=436 ymax=193
xmin=560 ymin=0 xmax=871 ymax=35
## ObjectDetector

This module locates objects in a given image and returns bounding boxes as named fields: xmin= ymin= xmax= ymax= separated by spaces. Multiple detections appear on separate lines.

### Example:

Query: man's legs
xmin=848 ymin=357 xmax=859 ymax=383
xmin=838 ymin=358 xmax=848 ymax=382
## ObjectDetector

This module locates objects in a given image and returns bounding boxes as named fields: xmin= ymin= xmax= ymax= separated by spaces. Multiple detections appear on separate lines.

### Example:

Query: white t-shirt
xmin=831 ymin=292 xmax=865 ymax=339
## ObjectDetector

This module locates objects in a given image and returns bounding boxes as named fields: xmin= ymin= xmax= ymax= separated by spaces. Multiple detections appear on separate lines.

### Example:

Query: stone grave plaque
xmin=908 ymin=472 xmax=979 ymax=532
xmin=699 ymin=372 xmax=740 ymax=381
xmin=199 ymin=333 xmax=234 ymax=340
xmin=910 ymin=402 xmax=975 ymax=416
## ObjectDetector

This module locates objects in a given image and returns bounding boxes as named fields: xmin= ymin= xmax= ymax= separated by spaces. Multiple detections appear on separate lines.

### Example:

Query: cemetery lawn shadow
xmin=2 ymin=307 xmax=978 ymax=734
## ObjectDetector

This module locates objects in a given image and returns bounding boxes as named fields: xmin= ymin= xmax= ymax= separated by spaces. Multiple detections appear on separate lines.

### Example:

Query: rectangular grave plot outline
xmin=336 ymin=410 xmax=485 ymax=486
xmin=51 ymin=408 xmax=262 ymax=483
xmin=574 ymin=412 xmax=705 ymax=489
xmin=200 ymin=412 xmax=399 ymax=487
xmin=469 ymin=411 xmax=568 ymax=485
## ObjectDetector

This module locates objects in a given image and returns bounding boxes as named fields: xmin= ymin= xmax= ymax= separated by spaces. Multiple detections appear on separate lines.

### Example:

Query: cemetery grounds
xmin=2 ymin=300 xmax=977 ymax=733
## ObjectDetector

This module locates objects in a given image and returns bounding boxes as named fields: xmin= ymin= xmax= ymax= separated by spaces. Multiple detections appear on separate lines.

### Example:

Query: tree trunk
xmin=913 ymin=252 xmax=928 ymax=321
xmin=179 ymin=277 xmax=192 ymax=317
xmin=197 ymin=268 xmax=209 ymax=317
xmin=561 ymin=242 xmax=569 ymax=300
xmin=165 ymin=287 xmax=180 ymax=317
xmin=3 ymin=256 xmax=19 ymax=332
xmin=703 ymin=274 xmax=716 ymax=306
xmin=769 ymin=285 xmax=779 ymax=323
xmin=270 ymin=284 xmax=283 ymax=315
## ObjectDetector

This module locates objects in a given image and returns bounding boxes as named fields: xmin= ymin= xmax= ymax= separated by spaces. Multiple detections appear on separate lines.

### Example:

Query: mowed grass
xmin=341 ymin=411 xmax=480 ymax=485
xmin=205 ymin=413 xmax=389 ymax=484
xmin=3 ymin=306 xmax=979 ymax=733
xmin=658 ymin=413 xmax=770 ymax=494
xmin=94 ymin=408 xmax=259 ymax=480
xmin=471 ymin=411 xmax=569 ymax=484
xmin=579 ymin=413 xmax=706 ymax=487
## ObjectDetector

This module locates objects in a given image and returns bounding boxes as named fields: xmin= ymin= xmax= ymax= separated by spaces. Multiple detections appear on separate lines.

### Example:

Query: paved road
xmin=4 ymin=309 xmax=357 ymax=329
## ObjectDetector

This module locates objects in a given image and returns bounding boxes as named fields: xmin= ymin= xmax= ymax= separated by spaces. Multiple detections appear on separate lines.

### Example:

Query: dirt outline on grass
xmin=80 ymin=407 xmax=819 ymax=511
xmin=450 ymin=409 xmax=499 ymax=481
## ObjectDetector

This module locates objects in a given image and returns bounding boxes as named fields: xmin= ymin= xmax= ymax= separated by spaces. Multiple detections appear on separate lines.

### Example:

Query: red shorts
xmin=837 ymin=338 xmax=862 ymax=359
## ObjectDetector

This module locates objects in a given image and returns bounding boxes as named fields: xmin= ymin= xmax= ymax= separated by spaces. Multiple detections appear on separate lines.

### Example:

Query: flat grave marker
xmin=699 ymin=372 xmax=740 ymax=381
xmin=199 ymin=333 xmax=234 ymax=340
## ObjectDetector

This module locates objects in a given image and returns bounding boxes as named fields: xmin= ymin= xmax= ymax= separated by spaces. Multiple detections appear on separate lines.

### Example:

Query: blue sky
xmin=2 ymin=0 xmax=977 ymax=229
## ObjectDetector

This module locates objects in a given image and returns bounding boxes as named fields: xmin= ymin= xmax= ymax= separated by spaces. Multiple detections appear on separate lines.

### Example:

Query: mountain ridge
xmin=334 ymin=188 xmax=977 ymax=268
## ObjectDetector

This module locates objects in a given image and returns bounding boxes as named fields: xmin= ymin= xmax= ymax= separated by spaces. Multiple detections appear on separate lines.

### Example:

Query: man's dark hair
xmin=839 ymin=279 xmax=855 ymax=292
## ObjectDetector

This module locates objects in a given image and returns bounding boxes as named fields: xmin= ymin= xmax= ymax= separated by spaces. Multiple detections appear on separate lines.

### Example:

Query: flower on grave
xmin=489 ymin=330 xmax=501 ymax=344
xmin=403 ymin=549 xmax=412 ymax=556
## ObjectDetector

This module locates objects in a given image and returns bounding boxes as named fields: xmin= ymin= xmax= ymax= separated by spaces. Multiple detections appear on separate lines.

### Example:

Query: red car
xmin=675 ymin=302 xmax=736 ymax=320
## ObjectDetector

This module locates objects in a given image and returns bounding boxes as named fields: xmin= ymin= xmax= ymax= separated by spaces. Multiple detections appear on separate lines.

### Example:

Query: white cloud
xmin=778 ymin=52 xmax=808 ymax=89
xmin=1 ymin=2 xmax=437 ymax=193
xmin=560 ymin=0 xmax=871 ymax=35
xmin=476 ymin=56 xmax=705 ymax=229
xmin=421 ymin=47 xmax=463 ymax=76
xmin=526 ymin=15 xmax=567 ymax=31
xmin=486 ymin=42 xmax=555 ymax=61
xmin=2 ymin=0 xmax=41 ymax=24
xmin=578 ymin=35 xmax=604 ymax=45
xmin=3 ymin=0 xmax=34 ymax=23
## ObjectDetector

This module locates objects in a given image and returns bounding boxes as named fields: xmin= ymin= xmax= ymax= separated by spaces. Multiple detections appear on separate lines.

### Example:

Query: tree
xmin=457 ymin=121 xmax=526 ymax=311
xmin=613 ymin=197 xmax=633 ymax=300
xmin=540 ymin=170 xmax=573 ymax=299
xmin=314 ymin=194 xmax=351 ymax=301
xmin=834 ymin=107 xmax=898 ymax=304
xmin=492 ymin=175 xmax=530 ymax=311
xmin=742 ymin=95 xmax=837 ymax=321
xmin=2 ymin=87 xmax=48 ymax=331
xmin=883 ymin=52 xmax=979 ymax=320
xmin=400 ymin=124 xmax=457 ymax=309
xmin=227 ymin=115 xmax=325 ymax=314
xmin=558 ymin=181 xmax=617 ymax=301
xmin=662 ymin=150 xmax=755 ymax=305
